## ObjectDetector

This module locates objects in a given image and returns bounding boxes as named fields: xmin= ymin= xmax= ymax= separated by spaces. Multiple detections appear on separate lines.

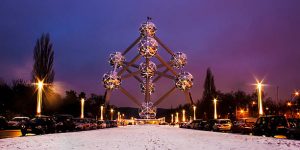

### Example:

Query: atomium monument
xmin=102 ymin=18 xmax=194 ymax=119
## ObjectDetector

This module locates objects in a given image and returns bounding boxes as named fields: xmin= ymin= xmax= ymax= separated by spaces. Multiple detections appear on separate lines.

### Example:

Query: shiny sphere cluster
xmin=139 ymin=102 xmax=156 ymax=119
xmin=139 ymin=61 xmax=157 ymax=78
xmin=171 ymin=52 xmax=187 ymax=69
xmin=109 ymin=52 xmax=125 ymax=68
xmin=138 ymin=37 xmax=158 ymax=58
xmin=139 ymin=21 xmax=157 ymax=37
xmin=102 ymin=71 xmax=121 ymax=90
xmin=175 ymin=72 xmax=193 ymax=91
xmin=140 ymin=80 xmax=155 ymax=95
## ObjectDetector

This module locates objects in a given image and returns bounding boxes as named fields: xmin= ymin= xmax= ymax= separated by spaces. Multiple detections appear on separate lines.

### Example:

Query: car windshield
xmin=12 ymin=118 xmax=28 ymax=121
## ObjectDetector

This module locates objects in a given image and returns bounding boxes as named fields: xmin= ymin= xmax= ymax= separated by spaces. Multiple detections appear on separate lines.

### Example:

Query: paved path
xmin=0 ymin=125 xmax=300 ymax=150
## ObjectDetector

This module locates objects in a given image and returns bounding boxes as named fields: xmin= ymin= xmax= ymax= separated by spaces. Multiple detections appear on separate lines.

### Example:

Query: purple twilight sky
xmin=0 ymin=0 xmax=300 ymax=108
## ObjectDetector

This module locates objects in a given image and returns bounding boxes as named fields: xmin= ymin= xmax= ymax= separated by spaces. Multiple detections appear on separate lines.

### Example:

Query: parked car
xmin=110 ymin=120 xmax=118 ymax=127
xmin=97 ymin=120 xmax=106 ymax=129
xmin=53 ymin=114 xmax=75 ymax=132
xmin=212 ymin=119 xmax=232 ymax=132
xmin=7 ymin=117 xmax=30 ymax=129
xmin=188 ymin=119 xmax=203 ymax=129
xmin=74 ymin=118 xmax=90 ymax=131
xmin=88 ymin=118 xmax=97 ymax=130
xmin=231 ymin=118 xmax=257 ymax=134
xmin=197 ymin=120 xmax=207 ymax=130
xmin=179 ymin=122 xmax=188 ymax=128
xmin=20 ymin=115 xmax=56 ymax=136
xmin=252 ymin=115 xmax=289 ymax=137
xmin=204 ymin=119 xmax=218 ymax=131
xmin=0 ymin=116 xmax=8 ymax=130
xmin=286 ymin=118 xmax=300 ymax=139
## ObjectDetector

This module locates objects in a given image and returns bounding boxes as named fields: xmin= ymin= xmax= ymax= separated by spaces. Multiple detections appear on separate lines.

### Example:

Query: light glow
xmin=182 ymin=109 xmax=186 ymax=122
xmin=213 ymin=98 xmax=218 ymax=119
xmin=100 ymin=105 xmax=104 ymax=120
xmin=193 ymin=106 xmax=196 ymax=120
xmin=80 ymin=98 xmax=85 ymax=119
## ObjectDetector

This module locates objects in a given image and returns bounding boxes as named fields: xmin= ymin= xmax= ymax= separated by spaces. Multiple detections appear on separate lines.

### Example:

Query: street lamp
xmin=100 ymin=105 xmax=104 ymax=120
xmin=171 ymin=114 xmax=174 ymax=123
xmin=182 ymin=109 xmax=186 ymax=122
xmin=193 ymin=105 xmax=196 ymax=120
xmin=35 ymin=80 xmax=44 ymax=116
xmin=117 ymin=112 xmax=120 ymax=121
xmin=80 ymin=98 xmax=85 ymax=119
xmin=213 ymin=98 xmax=218 ymax=119
xmin=110 ymin=108 xmax=114 ymax=120
xmin=255 ymin=80 xmax=264 ymax=116
xmin=176 ymin=112 xmax=179 ymax=123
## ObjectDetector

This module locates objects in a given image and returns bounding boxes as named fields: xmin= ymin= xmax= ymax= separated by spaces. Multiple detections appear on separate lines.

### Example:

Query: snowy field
xmin=0 ymin=125 xmax=300 ymax=150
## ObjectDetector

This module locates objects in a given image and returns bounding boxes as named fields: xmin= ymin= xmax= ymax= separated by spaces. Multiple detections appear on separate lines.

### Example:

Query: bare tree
xmin=32 ymin=33 xmax=54 ymax=83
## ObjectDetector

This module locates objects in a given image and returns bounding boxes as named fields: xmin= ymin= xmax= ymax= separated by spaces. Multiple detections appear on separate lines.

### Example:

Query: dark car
xmin=105 ymin=120 xmax=111 ymax=128
xmin=21 ymin=115 xmax=56 ymax=136
xmin=197 ymin=120 xmax=207 ymax=130
xmin=189 ymin=119 xmax=203 ymax=129
xmin=252 ymin=115 xmax=289 ymax=137
xmin=231 ymin=118 xmax=257 ymax=134
xmin=54 ymin=114 xmax=75 ymax=132
xmin=286 ymin=118 xmax=300 ymax=139
xmin=7 ymin=117 xmax=30 ymax=129
xmin=97 ymin=120 xmax=106 ymax=129
xmin=0 ymin=116 xmax=8 ymax=130
xmin=179 ymin=122 xmax=188 ymax=128
xmin=110 ymin=120 xmax=118 ymax=127
xmin=204 ymin=119 xmax=218 ymax=131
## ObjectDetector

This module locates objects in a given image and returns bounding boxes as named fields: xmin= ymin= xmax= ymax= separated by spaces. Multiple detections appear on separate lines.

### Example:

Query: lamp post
xmin=175 ymin=112 xmax=179 ymax=123
xmin=213 ymin=98 xmax=218 ymax=119
xmin=100 ymin=105 xmax=104 ymax=120
xmin=182 ymin=109 xmax=186 ymax=122
xmin=193 ymin=105 xmax=196 ymax=120
xmin=171 ymin=114 xmax=174 ymax=123
xmin=256 ymin=81 xmax=264 ymax=116
xmin=117 ymin=112 xmax=120 ymax=121
xmin=110 ymin=108 xmax=114 ymax=120
xmin=36 ymin=80 xmax=44 ymax=116
xmin=80 ymin=98 xmax=85 ymax=119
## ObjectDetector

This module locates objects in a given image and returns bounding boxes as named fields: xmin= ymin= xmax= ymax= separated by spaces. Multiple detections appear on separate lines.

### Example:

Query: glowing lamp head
xmin=213 ymin=98 xmax=217 ymax=103
xmin=295 ymin=91 xmax=299 ymax=96
xmin=110 ymin=108 xmax=114 ymax=113
xmin=38 ymin=81 xmax=44 ymax=89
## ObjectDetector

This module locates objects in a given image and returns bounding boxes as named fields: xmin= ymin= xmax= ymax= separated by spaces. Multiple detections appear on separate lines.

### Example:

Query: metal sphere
xmin=139 ymin=21 xmax=157 ymax=37
xmin=109 ymin=52 xmax=125 ymax=68
xmin=140 ymin=80 xmax=155 ymax=95
xmin=171 ymin=52 xmax=187 ymax=69
xmin=138 ymin=37 xmax=158 ymax=58
xmin=139 ymin=102 xmax=156 ymax=119
xmin=175 ymin=72 xmax=193 ymax=91
xmin=102 ymin=71 xmax=121 ymax=90
xmin=139 ymin=61 xmax=157 ymax=78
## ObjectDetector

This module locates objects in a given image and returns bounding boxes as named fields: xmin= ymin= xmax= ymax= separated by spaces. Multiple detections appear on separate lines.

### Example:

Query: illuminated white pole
xmin=171 ymin=114 xmax=174 ymax=123
xmin=80 ymin=98 xmax=85 ymax=119
xmin=213 ymin=98 xmax=217 ymax=119
xmin=257 ymin=82 xmax=264 ymax=116
xmin=193 ymin=106 xmax=196 ymax=120
xmin=117 ymin=112 xmax=120 ymax=121
xmin=175 ymin=112 xmax=179 ymax=123
xmin=110 ymin=108 xmax=114 ymax=120
xmin=182 ymin=109 xmax=186 ymax=122
xmin=100 ymin=105 xmax=104 ymax=120
xmin=36 ymin=81 xmax=44 ymax=116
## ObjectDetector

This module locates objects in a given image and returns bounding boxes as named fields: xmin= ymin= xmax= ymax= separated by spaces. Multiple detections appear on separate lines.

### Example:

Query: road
xmin=0 ymin=125 xmax=300 ymax=150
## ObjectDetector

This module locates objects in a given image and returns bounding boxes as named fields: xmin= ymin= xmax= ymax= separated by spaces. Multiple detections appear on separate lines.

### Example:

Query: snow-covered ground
xmin=0 ymin=125 xmax=300 ymax=150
